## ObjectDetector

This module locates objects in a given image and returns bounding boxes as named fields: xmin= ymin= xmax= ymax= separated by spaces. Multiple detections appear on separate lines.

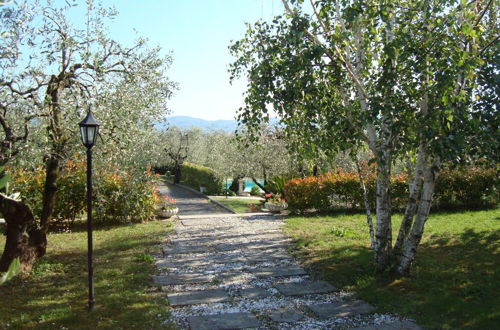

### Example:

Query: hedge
xmin=285 ymin=167 xmax=498 ymax=212
xmin=10 ymin=160 xmax=159 ymax=229
xmin=181 ymin=162 xmax=223 ymax=195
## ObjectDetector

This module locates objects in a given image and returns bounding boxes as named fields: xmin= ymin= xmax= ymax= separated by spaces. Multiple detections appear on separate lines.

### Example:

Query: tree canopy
xmin=230 ymin=0 xmax=498 ymax=274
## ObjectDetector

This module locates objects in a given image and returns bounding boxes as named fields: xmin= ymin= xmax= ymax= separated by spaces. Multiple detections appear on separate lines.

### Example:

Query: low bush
xmin=93 ymin=167 xmax=159 ymax=224
xmin=285 ymin=167 xmax=498 ymax=212
xmin=434 ymin=167 xmax=499 ymax=210
xmin=10 ymin=160 xmax=159 ymax=228
xmin=250 ymin=185 xmax=261 ymax=196
xmin=265 ymin=174 xmax=295 ymax=196
xmin=11 ymin=160 xmax=86 ymax=225
xmin=181 ymin=162 xmax=223 ymax=195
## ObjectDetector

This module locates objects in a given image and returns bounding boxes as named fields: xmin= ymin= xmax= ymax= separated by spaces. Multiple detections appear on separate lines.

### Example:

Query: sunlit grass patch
xmin=0 ymin=220 xmax=175 ymax=329
xmin=211 ymin=197 xmax=264 ymax=213
xmin=284 ymin=209 xmax=500 ymax=329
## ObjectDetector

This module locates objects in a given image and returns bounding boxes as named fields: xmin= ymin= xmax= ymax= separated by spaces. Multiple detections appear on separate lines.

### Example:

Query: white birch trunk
xmin=355 ymin=157 xmax=375 ymax=249
xmin=373 ymin=147 xmax=393 ymax=271
xmin=393 ymin=144 xmax=426 ymax=255
xmin=396 ymin=157 xmax=441 ymax=275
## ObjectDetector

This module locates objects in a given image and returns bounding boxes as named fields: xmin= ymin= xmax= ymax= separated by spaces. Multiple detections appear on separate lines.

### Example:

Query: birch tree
xmin=230 ymin=0 xmax=498 ymax=275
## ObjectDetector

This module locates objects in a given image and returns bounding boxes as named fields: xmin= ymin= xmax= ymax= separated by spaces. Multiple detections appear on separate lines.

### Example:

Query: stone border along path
xmin=153 ymin=212 xmax=422 ymax=330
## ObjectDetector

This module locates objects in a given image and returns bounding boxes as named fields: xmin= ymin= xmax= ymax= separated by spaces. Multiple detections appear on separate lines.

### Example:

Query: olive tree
xmin=0 ymin=0 xmax=175 ymax=273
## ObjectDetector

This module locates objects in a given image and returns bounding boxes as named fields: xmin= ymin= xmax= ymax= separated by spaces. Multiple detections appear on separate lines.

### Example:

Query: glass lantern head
xmin=79 ymin=111 xmax=100 ymax=148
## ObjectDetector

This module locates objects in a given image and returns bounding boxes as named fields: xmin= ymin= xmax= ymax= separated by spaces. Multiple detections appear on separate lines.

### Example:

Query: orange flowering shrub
xmin=434 ymin=167 xmax=499 ymax=210
xmin=10 ymin=159 xmax=159 ymax=228
xmin=284 ymin=176 xmax=328 ymax=210
xmin=284 ymin=167 xmax=498 ymax=212
xmin=11 ymin=160 xmax=86 ymax=225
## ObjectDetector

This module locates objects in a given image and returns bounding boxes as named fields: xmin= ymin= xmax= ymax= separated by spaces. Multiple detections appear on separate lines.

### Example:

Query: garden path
xmin=153 ymin=210 xmax=421 ymax=329
xmin=157 ymin=183 xmax=231 ymax=216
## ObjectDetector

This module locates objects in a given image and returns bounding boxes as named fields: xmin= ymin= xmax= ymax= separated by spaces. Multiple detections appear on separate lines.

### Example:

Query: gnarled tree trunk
xmin=40 ymin=156 xmax=60 ymax=233
xmin=0 ymin=194 xmax=46 ymax=273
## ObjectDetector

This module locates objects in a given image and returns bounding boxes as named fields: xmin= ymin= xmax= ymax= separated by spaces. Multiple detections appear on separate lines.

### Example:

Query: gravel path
xmin=157 ymin=183 xmax=231 ymax=216
xmin=153 ymin=214 xmax=421 ymax=330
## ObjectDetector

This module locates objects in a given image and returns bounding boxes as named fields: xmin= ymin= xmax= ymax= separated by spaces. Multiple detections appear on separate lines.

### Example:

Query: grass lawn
xmin=211 ymin=197 xmax=264 ymax=213
xmin=284 ymin=209 xmax=500 ymax=329
xmin=0 ymin=220 xmax=175 ymax=329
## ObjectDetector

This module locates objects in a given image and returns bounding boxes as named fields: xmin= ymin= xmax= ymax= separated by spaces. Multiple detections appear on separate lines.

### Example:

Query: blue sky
xmin=99 ymin=0 xmax=283 ymax=120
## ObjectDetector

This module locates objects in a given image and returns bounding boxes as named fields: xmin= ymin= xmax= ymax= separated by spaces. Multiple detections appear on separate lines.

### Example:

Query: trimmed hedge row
xmin=181 ymin=162 xmax=223 ymax=195
xmin=284 ymin=167 xmax=498 ymax=212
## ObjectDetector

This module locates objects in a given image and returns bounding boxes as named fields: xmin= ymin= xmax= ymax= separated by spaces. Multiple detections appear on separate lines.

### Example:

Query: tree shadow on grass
xmin=0 ymin=222 xmax=174 ymax=329
xmin=293 ymin=228 xmax=500 ymax=330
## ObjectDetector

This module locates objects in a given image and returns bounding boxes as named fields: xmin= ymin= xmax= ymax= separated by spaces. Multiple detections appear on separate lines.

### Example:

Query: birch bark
xmin=396 ymin=157 xmax=440 ymax=275
xmin=393 ymin=144 xmax=426 ymax=256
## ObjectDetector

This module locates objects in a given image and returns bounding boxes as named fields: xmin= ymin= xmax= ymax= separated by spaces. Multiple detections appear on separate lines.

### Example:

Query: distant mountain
xmin=158 ymin=116 xmax=279 ymax=132
xmin=164 ymin=116 xmax=238 ymax=132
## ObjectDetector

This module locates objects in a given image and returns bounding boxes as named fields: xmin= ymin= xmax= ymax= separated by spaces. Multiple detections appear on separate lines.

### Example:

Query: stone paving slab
xmin=238 ymin=287 xmax=272 ymax=299
xmin=350 ymin=320 xmax=422 ymax=330
xmin=156 ymin=259 xmax=209 ymax=269
xmin=163 ymin=245 xmax=210 ymax=255
xmin=186 ymin=312 xmax=261 ymax=330
xmin=275 ymin=280 xmax=338 ymax=296
xmin=152 ymin=274 xmax=212 ymax=286
xmin=167 ymin=289 xmax=230 ymax=307
xmin=215 ymin=243 xmax=245 ymax=251
xmin=307 ymin=300 xmax=375 ymax=319
xmin=181 ymin=219 xmax=223 ymax=226
xmin=248 ymin=265 xmax=307 ymax=277
xmin=269 ymin=307 xmax=305 ymax=322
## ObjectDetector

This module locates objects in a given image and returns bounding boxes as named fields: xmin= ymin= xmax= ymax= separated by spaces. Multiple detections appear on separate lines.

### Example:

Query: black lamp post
xmin=79 ymin=111 xmax=100 ymax=312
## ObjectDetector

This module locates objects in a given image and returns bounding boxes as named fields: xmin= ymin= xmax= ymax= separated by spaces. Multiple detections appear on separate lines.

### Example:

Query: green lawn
xmin=0 ymin=220 xmax=175 ymax=329
xmin=284 ymin=209 xmax=500 ymax=329
xmin=211 ymin=197 xmax=264 ymax=213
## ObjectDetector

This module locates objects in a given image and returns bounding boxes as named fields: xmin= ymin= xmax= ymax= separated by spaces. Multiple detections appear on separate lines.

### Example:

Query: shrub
xmin=223 ymin=189 xmax=236 ymax=196
xmin=434 ymin=167 xmax=498 ymax=210
xmin=93 ymin=167 xmax=159 ymax=224
xmin=265 ymin=174 xmax=295 ymax=196
xmin=181 ymin=162 xmax=223 ymax=195
xmin=250 ymin=185 xmax=261 ymax=196
xmin=10 ymin=161 xmax=159 ymax=228
xmin=11 ymin=160 xmax=86 ymax=226
xmin=285 ymin=176 xmax=328 ymax=211
xmin=285 ymin=166 xmax=498 ymax=212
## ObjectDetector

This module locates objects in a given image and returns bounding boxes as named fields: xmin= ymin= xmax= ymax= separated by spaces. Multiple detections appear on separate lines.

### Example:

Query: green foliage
xmin=181 ymin=162 xmax=223 ymax=195
xmin=93 ymin=167 xmax=159 ymax=224
xmin=265 ymin=174 xmax=295 ymax=196
xmin=0 ymin=166 xmax=11 ymax=191
xmin=434 ymin=167 xmax=499 ymax=210
xmin=11 ymin=160 xmax=86 ymax=226
xmin=223 ymin=189 xmax=237 ymax=196
xmin=285 ymin=167 xmax=498 ymax=212
xmin=10 ymin=161 xmax=159 ymax=227
xmin=250 ymin=185 xmax=261 ymax=196
xmin=0 ymin=258 xmax=20 ymax=285
xmin=136 ymin=253 xmax=154 ymax=264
